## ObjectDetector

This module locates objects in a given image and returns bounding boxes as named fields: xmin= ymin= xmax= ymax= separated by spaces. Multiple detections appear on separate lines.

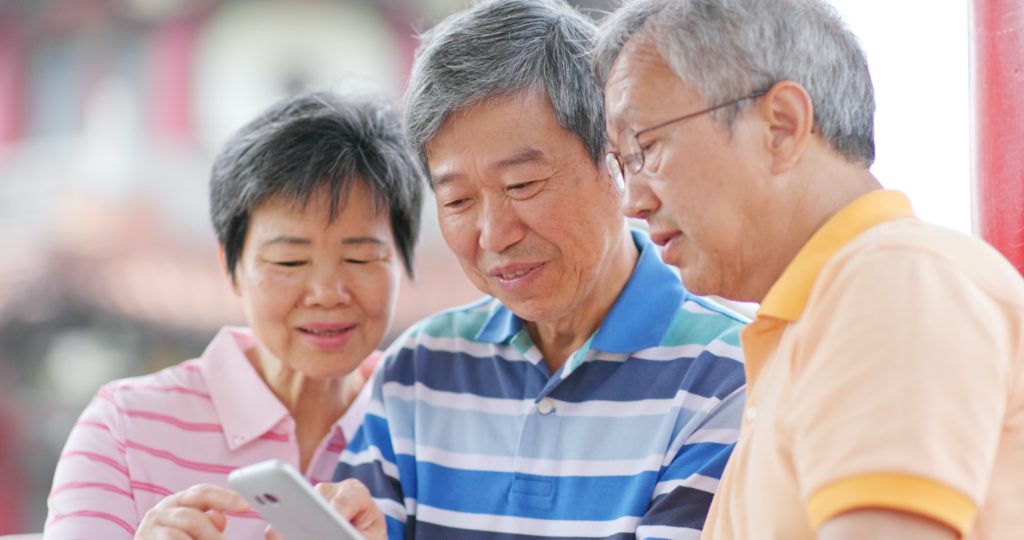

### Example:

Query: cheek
xmin=243 ymin=271 xmax=302 ymax=322
xmin=352 ymin=266 xmax=400 ymax=318
xmin=439 ymin=215 xmax=478 ymax=266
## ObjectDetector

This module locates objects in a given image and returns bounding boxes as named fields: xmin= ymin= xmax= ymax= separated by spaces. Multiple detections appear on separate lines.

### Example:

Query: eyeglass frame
xmin=605 ymin=87 xmax=771 ymax=190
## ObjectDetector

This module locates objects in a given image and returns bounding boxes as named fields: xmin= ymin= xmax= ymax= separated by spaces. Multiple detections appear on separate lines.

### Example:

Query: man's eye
xmin=344 ymin=258 xmax=372 ymax=265
xmin=444 ymin=198 xmax=469 ymax=209
xmin=506 ymin=179 xmax=546 ymax=199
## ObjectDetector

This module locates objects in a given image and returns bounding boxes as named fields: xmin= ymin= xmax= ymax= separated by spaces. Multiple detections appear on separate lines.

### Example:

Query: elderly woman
xmin=43 ymin=91 xmax=424 ymax=539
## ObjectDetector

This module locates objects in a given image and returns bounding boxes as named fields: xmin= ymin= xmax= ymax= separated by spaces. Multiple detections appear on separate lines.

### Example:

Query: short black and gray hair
xmin=405 ymin=0 xmax=606 ymax=174
xmin=209 ymin=91 xmax=425 ymax=278
xmin=594 ymin=0 xmax=875 ymax=166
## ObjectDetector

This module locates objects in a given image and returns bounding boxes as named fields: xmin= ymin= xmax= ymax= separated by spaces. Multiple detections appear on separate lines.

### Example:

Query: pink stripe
xmin=97 ymin=391 xmax=225 ymax=433
xmin=130 ymin=481 xmax=173 ymax=497
xmin=61 ymin=451 xmax=129 ymax=477
xmin=123 ymin=440 xmax=236 ymax=474
xmin=327 ymin=442 xmax=345 ymax=452
xmin=51 ymin=510 xmax=135 ymax=535
xmin=114 ymin=383 xmax=211 ymax=399
xmin=259 ymin=431 xmax=289 ymax=442
xmin=50 ymin=481 xmax=131 ymax=499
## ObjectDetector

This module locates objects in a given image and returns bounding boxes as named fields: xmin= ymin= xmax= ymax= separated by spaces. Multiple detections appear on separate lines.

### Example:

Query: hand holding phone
xmin=228 ymin=459 xmax=367 ymax=540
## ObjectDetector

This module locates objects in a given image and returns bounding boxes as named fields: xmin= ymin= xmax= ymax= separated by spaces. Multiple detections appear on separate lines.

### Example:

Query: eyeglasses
xmin=605 ymin=88 xmax=770 ymax=190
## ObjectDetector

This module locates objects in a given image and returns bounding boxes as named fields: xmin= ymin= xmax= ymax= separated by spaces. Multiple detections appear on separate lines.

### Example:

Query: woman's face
xmin=228 ymin=182 xmax=400 ymax=380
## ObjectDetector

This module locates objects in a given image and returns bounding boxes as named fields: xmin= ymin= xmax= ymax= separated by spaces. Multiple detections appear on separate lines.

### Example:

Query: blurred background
xmin=0 ymin=0 xmax=968 ymax=533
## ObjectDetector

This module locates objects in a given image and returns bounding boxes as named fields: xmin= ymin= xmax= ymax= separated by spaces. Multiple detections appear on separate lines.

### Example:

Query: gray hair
xmin=209 ymin=91 xmax=425 ymax=278
xmin=594 ymin=0 xmax=875 ymax=165
xmin=405 ymin=0 xmax=606 ymax=175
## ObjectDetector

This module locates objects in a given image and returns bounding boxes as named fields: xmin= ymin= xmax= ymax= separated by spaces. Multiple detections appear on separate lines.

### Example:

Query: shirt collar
xmin=475 ymin=229 xmax=684 ymax=353
xmin=199 ymin=327 xmax=290 ymax=451
xmin=758 ymin=190 xmax=916 ymax=321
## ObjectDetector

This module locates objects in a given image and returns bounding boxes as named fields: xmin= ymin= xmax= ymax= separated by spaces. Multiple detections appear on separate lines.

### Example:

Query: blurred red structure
xmin=973 ymin=0 xmax=1024 ymax=274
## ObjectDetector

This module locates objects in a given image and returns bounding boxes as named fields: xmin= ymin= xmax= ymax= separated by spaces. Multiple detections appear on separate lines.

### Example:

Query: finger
xmin=145 ymin=506 xmax=226 ymax=540
xmin=204 ymin=509 xmax=228 ymax=532
xmin=264 ymin=524 xmax=284 ymax=540
xmin=162 ymin=484 xmax=250 ymax=513
xmin=323 ymin=479 xmax=374 ymax=521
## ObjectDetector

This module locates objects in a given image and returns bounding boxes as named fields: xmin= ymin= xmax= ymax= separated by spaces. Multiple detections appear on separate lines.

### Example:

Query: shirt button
xmin=745 ymin=406 xmax=758 ymax=422
xmin=537 ymin=398 xmax=555 ymax=415
xmin=232 ymin=435 xmax=245 ymax=444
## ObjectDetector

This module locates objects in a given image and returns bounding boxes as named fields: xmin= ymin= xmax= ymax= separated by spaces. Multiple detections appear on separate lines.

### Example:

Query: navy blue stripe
xmin=412 ymin=519 xmax=635 ymax=540
xmin=407 ymin=461 xmax=655 ymax=520
xmin=386 ymin=346 xmax=744 ymax=402
xmin=644 ymin=485 xmax=716 ymax=531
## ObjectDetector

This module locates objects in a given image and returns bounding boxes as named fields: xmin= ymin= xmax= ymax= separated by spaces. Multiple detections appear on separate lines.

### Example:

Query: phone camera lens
xmin=264 ymin=492 xmax=279 ymax=504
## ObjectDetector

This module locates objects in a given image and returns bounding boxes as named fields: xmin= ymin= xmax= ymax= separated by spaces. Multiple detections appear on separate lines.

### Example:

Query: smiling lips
xmin=297 ymin=323 xmax=357 ymax=349
xmin=489 ymin=262 xmax=545 ymax=290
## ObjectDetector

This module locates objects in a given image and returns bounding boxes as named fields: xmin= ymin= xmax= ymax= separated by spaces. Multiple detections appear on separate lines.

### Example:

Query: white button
xmin=745 ymin=406 xmax=758 ymax=422
xmin=537 ymin=398 xmax=555 ymax=415
xmin=232 ymin=435 xmax=245 ymax=444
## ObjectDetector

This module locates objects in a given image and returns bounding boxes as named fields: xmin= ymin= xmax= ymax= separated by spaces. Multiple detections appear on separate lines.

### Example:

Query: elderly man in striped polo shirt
xmin=302 ymin=1 xmax=747 ymax=539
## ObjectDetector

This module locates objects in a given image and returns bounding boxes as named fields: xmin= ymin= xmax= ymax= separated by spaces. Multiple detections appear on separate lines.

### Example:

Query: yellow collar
xmin=757 ymin=190 xmax=916 ymax=321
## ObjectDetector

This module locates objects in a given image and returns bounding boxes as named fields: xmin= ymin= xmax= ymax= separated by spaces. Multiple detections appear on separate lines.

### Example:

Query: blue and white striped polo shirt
xmin=335 ymin=231 xmax=747 ymax=539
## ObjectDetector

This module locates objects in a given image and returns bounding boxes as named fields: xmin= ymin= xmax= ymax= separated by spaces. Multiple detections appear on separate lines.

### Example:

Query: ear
xmin=757 ymin=81 xmax=815 ymax=174
xmin=216 ymin=244 xmax=241 ymax=296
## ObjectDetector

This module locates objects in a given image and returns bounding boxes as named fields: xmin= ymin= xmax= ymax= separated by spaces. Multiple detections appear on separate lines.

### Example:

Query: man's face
xmin=426 ymin=91 xmax=625 ymax=323
xmin=604 ymin=38 xmax=769 ymax=301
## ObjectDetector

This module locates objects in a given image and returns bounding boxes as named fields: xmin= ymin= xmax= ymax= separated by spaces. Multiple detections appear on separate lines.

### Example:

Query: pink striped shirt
xmin=44 ymin=326 xmax=375 ymax=539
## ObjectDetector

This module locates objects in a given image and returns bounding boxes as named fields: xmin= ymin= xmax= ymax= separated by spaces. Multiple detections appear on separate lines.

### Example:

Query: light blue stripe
xmin=379 ymin=396 xmax=708 ymax=461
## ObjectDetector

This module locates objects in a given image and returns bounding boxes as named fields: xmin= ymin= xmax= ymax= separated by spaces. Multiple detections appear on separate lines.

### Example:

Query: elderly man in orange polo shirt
xmin=596 ymin=0 xmax=1024 ymax=539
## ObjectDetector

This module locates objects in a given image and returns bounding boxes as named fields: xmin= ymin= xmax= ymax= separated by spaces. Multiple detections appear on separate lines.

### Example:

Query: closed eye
xmin=274 ymin=261 xmax=306 ymax=267
xmin=506 ymin=179 xmax=546 ymax=199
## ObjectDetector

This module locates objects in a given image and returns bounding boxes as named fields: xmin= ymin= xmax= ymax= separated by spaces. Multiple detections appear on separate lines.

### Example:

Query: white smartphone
xmin=227 ymin=459 xmax=366 ymax=540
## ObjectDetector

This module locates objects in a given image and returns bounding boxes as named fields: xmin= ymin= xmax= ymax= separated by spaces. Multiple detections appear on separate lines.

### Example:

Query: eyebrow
xmin=260 ymin=235 xmax=387 ymax=247
xmin=432 ymin=147 xmax=547 ymax=188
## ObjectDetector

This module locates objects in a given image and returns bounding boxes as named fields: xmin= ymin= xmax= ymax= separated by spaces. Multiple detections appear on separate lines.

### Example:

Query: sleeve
xmin=636 ymin=329 xmax=747 ymax=540
xmin=334 ymin=339 xmax=416 ymax=540
xmin=791 ymin=247 xmax=1012 ymax=536
xmin=44 ymin=386 xmax=139 ymax=539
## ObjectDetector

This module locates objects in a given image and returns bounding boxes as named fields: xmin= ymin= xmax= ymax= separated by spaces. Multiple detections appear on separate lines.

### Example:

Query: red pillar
xmin=972 ymin=0 xmax=1024 ymax=274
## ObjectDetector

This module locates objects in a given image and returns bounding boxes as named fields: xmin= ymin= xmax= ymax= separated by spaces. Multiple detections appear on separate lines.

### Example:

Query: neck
xmin=526 ymin=227 xmax=639 ymax=372
xmin=747 ymin=157 xmax=882 ymax=303
xmin=247 ymin=347 xmax=364 ymax=471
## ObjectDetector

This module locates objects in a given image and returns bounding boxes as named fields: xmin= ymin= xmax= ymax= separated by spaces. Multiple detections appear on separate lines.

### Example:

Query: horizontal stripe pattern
xmin=45 ymin=327 xmax=371 ymax=540
xmin=335 ymin=231 xmax=747 ymax=539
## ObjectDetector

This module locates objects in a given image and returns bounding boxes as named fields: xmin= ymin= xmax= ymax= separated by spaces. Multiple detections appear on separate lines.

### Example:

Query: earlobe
xmin=216 ymin=244 xmax=240 ymax=295
xmin=760 ymin=81 xmax=815 ymax=174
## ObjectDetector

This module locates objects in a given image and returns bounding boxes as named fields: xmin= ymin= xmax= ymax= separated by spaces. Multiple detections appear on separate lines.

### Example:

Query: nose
xmin=304 ymin=264 xmax=353 ymax=308
xmin=477 ymin=197 xmax=526 ymax=254
xmin=621 ymin=174 xmax=660 ymax=221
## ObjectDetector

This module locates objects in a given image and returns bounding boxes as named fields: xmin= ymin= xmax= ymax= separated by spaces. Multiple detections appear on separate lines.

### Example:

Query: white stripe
xmin=410 ymin=443 xmax=662 ymax=476
xmin=339 ymin=446 xmax=399 ymax=481
xmin=632 ymin=344 xmax=710 ymax=361
xmin=635 ymin=524 xmax=702 ymax=539
xmin=416 ymin=503 xmax=641 ymax=537
xmin=703 ymin=339 xmax=743 ymax=362
xmin=382 ymin=383 xmax=720 ymax=419
xmin=653 ymin=474 xmax=720 ymax=497
xmin=376 ymin=496 xmax=407 ymax=522
xmin=684 ymin=428 xmax=739 ymax=445
xmin=383 ymin=382 xmax=531 ymax=416
xmin=409 ymin=334 xmax=525 ymax=361
xmin=553 ymin=390 xmax=720 ymax=418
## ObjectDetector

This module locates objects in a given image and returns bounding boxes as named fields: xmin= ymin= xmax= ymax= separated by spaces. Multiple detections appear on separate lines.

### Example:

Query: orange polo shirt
xmin=702 ymin=190 xmax=1024 ymax=539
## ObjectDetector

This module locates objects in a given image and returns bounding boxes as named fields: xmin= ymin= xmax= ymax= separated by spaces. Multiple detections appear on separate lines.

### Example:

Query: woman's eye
xmin=274 ymin=261 xmax=306 ymax=267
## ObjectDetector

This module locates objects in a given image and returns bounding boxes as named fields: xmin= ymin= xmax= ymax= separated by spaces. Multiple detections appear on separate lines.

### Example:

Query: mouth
xmin=488 ymin=263 xmax=545 ymax=288
xmin=649 ymin=230 xmax=682 ymax=247
xmin=296 ymin=323 xmax=357 ymax=337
